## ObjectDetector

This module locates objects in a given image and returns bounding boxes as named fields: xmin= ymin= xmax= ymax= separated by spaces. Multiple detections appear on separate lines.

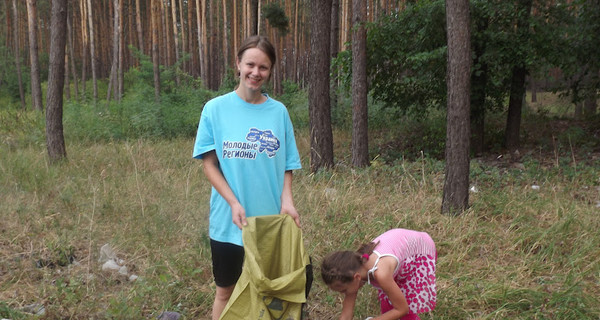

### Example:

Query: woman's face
xmin=236 ymin=48 xmax=272 ymax=92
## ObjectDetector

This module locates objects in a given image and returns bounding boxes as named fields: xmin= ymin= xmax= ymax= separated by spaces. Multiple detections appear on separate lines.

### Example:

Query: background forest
xmin=1 ymin=0 xmax=600 ymax=319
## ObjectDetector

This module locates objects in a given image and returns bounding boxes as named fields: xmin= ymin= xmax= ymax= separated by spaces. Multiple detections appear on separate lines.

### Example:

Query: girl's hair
xmin=321 ymin=241 xmax=379 ymax=285
xmin=237 ymin=35 xmax=276 ymax=67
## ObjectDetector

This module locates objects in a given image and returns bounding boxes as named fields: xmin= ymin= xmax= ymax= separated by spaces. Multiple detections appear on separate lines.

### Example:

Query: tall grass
xmin=1 ymin=89 xmax=599 ymax=319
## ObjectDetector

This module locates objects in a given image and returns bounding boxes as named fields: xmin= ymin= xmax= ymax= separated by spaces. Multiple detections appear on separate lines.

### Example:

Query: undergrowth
xmin=1 ymin=87 xmax=599 ymax=319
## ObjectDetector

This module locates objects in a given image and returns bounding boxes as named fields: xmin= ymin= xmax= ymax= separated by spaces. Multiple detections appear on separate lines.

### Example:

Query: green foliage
xmin=278 ymin=80 xmax=309 ymax=129
xmin=0 ymin=44 xmax=31 ymax=104
xmin=364 ymin=0 xmax=447 ymax=116
xmin=63 ymin=69 xmax=215 ymax=142
xmin=263 ymin=2 xmax=289 ymax=35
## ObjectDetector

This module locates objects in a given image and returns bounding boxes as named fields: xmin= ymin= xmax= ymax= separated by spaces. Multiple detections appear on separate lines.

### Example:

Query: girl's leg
xmin=400 ymin=313 xmax=420 ymax=320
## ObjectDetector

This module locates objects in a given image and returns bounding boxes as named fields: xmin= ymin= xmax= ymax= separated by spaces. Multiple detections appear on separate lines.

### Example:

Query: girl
xmin=321 ymin=228 xmax=437 ymax=320
xmin=193 ymin=35 xmax=302 ymax=320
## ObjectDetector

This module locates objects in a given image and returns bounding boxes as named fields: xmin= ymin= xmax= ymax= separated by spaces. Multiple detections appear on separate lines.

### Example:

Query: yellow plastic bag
xmin=220 ymin=215 xmax=311 ymax=320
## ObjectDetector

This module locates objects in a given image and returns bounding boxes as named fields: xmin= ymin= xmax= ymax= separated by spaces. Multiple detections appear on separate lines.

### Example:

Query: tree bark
xmin=151 ymin=0 xmax=161 ymax=102
xmin=250 ymin=0 xmax=258 ymax=35
xmin=309 ymin=0 xmax=334 ymax=171
xmin=26 ymin=0 xmax=43 ymax=111
xmin=12 ymin=0 xmax=26 ymax=110
xmin=504 ymin=0 xmax=533 ymax=152
xmin=197 ymin=0 xmax=206 ymax=83
xmin=46 ymin=0 xmax=68 ymax=163
xmin=107 ymin=0 xmax=120 ymax=104
xmin=330 ymin=0 xmax=340 ymax=107
xmin=135 ymin=0 xmax=144 ymax=54
xmin=351 ymin=0 xmax=369 ymax=167
xmin=80 ymin=0 xmax=88 ymax=100
xmin=87 ymin=0 xmax=98 ymax=103
xmin=442 ymin=0 xmax=471 ymax=215
xmin=66 ymin=8 xmax=79 ymax=99
xmin=171 ymin=0 xmax=181 ymax=85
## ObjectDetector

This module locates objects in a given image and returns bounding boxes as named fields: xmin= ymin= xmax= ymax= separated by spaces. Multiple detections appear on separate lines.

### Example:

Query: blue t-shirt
xmin=193 ymin=91 xmax=302 ymax=246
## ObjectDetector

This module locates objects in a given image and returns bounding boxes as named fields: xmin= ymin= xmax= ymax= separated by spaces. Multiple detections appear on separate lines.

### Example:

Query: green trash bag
xmin=219 ymin=214 xmax=311 ymax=320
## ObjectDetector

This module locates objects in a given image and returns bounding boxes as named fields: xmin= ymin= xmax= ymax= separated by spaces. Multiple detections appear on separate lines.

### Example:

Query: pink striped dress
xmin=367 ymin=229 xmax=437 ymax=319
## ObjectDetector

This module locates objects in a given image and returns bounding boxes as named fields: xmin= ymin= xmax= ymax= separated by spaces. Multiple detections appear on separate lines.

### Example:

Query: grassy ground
xmin=1 ymin=98 xmax=599 ymax=319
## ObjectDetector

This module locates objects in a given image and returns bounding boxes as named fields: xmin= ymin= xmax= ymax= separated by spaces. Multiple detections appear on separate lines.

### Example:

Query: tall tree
xmin=442 ymin=0 xmax=471 ymax=215
xmin=308 ymin=0 xmax=334 ymax=171
xmin=151 ymin=0 xmax=161 ymax=102
xmin=330 ymin=0 xmax=340 ymax=106
xmin=80 ymin=0 xmax=88 ymax=99
xmin=46 ymin=0 xmax=68 ymax=163
xmin=11 ymin=0 xmax=26 ymax=110
xmin=26 ymin=0 xmax=43 ymax=111
xmin=66 ymin=7 xmax=79 ymax=99
xmin=170 ymin=0 xmax=181 ymax=85
xmin=196 ymin=0 xmax=206 ymax=83
xmin=504 ymin=0 xmax=533 ymax=152
xmin=351 ymin=0 xmax=368 ymax=167
xmin=87 ymin=0 xmax=98 ymax=103
xmin=107 ymin=0 xmax=121 ymax=103
xmin=135 ymin=0 xmax=144 ymax=54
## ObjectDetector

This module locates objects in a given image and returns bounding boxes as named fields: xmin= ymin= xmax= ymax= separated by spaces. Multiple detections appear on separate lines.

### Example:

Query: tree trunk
xmin=180 ymin=0 xmax=187 ymax=72
xmin=197 ymin=0 xmax=206 ymax=83
xmin=87 ymin=0 xmax=98 ymax=103
xmin=46 ymin=0 xmax=68 ymax=163
xmin=135 ymin=0 xmax=144 ymax=54
xmin=26 ymin=0 xmax=43 ymax=111
xmin=107 ymin=0 xmax=120 ymax=104
xmin=330 ymin=0 xmax=340 ymax=107
xmin=309 ymin=0 xmax=334 ymax=172
xmin=171 ymin=0 xmax=181 ymax=85
xmin=12 ymin=0 xmax=26 ymax=110
xmin=250 ymin=0 xmax=258 ymax=35
xmin=80 ymin=0 xmax=88 ymax=100
xmin=66 ymin=9 xmax=79 ymax=99
xmin=351 ymin=0 xmax=368 ymax=167
xmin=504 ymin=0 xmax=532 ymax=152
xmin=118 ymin=0 xmax=124 ymax=101
xmin=151 ymin=0 xmax=161 ymax=102
xmin=442 ymin=0 xmax=471 ymax=216
xmin=222 ymin=0 xmax=229 ymax=75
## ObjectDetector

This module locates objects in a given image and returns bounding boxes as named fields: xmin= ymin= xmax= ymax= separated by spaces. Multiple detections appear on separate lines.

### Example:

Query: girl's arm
xmin=371 ymin=259 xmax=410 ymax=320
xmin=280 ymin=170 xmax=301 ymax=227
xmin=202 ymin=151 xmax=247 ymax=229
xmin=340 ymin=291 xmax=358 ymax=320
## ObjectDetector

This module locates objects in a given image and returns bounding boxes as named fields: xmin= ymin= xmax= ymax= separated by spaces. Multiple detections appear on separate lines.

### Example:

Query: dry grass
xmin=1 ymin=125 xmax=600 ymax=319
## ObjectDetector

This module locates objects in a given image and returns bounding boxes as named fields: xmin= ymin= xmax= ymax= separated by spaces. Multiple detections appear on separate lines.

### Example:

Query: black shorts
xmin=210 ymin=239 xmax=245 ymax=287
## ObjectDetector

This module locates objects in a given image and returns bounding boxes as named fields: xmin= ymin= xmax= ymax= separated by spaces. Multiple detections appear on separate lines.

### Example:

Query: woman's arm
xmin=280 ymin=170 xmax=300 ymax=227
xmin=371 ymin=258 xmax=410 ymax=320
xmin=202 ymin=151 xmax=247 ymax=229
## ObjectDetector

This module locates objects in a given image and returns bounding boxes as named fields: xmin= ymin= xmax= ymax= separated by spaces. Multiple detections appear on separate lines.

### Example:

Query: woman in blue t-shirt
xmin=193 ymin=35 xmax=302 ymax=320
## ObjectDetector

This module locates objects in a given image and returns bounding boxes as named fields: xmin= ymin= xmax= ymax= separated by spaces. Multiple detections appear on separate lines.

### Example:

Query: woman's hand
xmin=230 ymin=201 xmax=247 ymax=229
xmin=280 ymin=171 xmax=301 ymax=227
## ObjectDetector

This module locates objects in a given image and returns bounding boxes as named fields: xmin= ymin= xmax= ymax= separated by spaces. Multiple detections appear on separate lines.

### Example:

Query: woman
xmin=192 ymin=35 xmax=302 ymax=320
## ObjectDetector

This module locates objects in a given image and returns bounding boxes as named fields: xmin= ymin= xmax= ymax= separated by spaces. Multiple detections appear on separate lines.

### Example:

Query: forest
xmin=1 ymin=0 xmax=600 ymax=319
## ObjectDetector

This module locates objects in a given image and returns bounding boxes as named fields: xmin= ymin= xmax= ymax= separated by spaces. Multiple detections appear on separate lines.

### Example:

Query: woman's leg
xmin=212 ymin=284 xmax=235 ymax=320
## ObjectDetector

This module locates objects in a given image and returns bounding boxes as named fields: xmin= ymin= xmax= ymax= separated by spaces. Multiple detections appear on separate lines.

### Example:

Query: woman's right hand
xmin=230 ymin=202 xmax=247 ymax=229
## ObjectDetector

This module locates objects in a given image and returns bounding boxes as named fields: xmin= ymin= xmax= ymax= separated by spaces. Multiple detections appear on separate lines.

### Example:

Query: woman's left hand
xmin=280 ymin=203 xmax=301 ymax=228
